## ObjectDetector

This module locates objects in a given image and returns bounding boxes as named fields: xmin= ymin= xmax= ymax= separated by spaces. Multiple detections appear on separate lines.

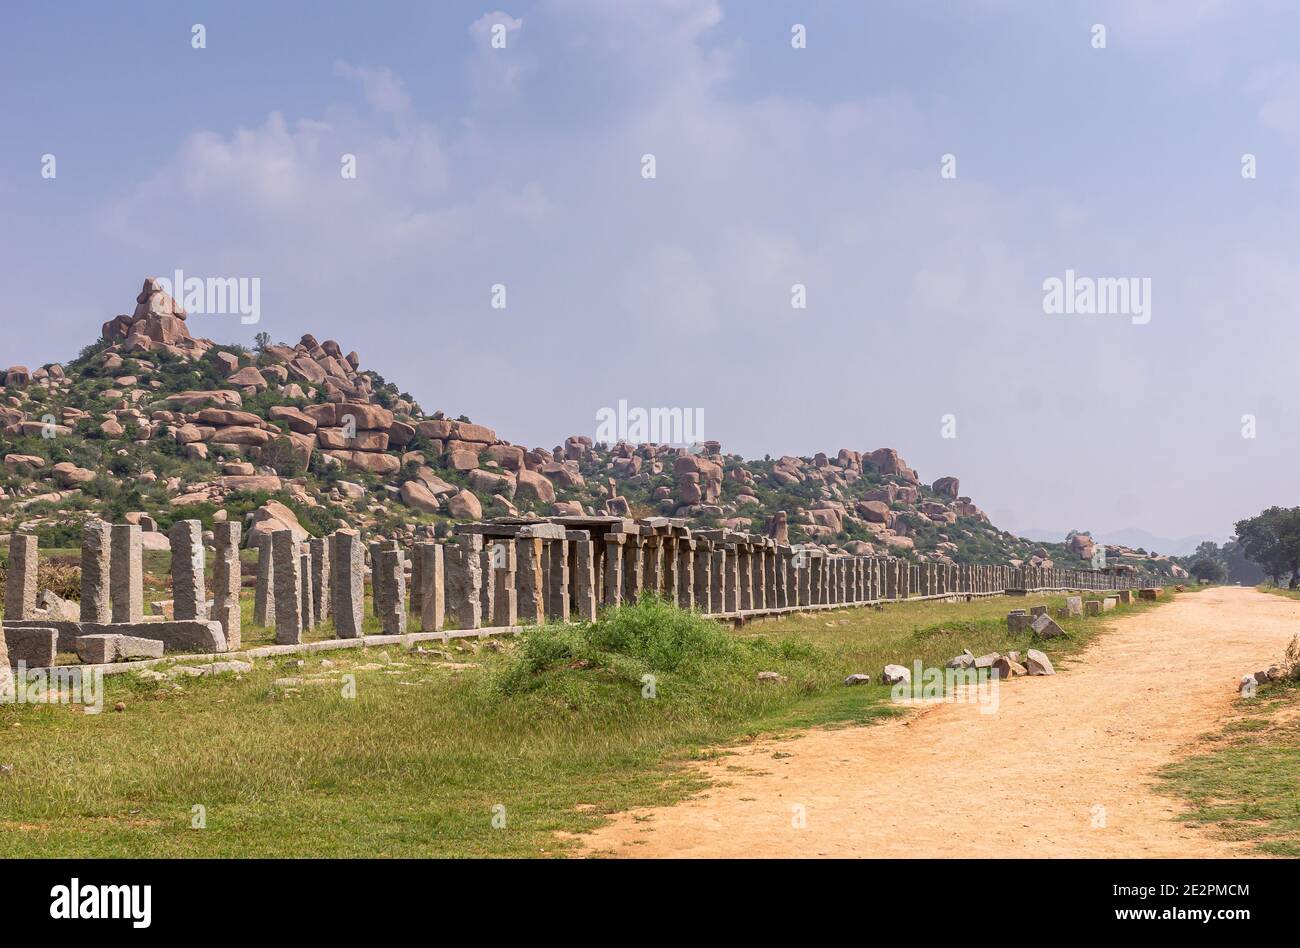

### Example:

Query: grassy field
xmin=1 ymin=587 xmax=1165 ymax=857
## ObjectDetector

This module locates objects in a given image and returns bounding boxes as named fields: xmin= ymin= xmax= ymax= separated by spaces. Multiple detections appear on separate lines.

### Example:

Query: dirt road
xmin=579 ymin=587 xmax=1295 ymax=858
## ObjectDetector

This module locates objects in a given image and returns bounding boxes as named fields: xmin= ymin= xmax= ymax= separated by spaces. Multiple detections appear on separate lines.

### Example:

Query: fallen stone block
xmin=1102 ymin=597 xmax=1117 ymax=611
xmin=78 ymin=620 xmax=227 ymax=654
xmin=974 ymin=652 xmax=1000 ymax=669
xmin=1084 ymin=600 xmax=1101 ymax=616
xmin=991 ymin=656 xmax=1027 ymax=678
xmin=1031 ymin=614 xmax=1066 ymax=639
xmin=1065 ymin=595 xmax=1083 ymax=616
xmin=1138 ymin=587 xmax=1162 ymax=600
xmin=756 ymin=670 xmax=788 ymax=684
xmin=1117 ymin=590 xmax=1133 ymax=605
xmin=2 ymin=626 xmax=57 ymax=668
xmin=167 ymin=660 xmax=251 ymax=677
xmin=882 ymin=663 xmax=911 ymax=685
xmin=1030 ymin=605 xmax=1047 ymax=617
xmin=74 ymin=634 xmax=165 ymax=664
xmin=843 ymin=673 xmax=871 ymax=686
xmin=1025 ymin=648 xmax=1055 ymax=676
xmin=1006 ymin=610 xmax=1031 ymax=634
xmin=946 ymin=649 xmax=975 ymax=669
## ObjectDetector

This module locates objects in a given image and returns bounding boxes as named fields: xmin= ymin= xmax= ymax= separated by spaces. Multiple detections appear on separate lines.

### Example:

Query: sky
xmin=4 ymin=0 xmax=1300 ymax=551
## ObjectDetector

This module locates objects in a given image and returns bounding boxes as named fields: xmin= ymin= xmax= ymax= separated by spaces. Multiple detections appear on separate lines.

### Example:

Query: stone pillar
xmin=330 ymin=532 xmax=366 ymax=638
xmin=712 ymin=548 xmax=729 ymax=613
xmin=253 ymin=533 xmax=274 ymax=626
xmin=737 ymin=545 xmax=754 ymax=611
xmin=797 ymin=551 xmax=812 ymax=606
xmin=571 ymin=534 xmax=597 ymax=622
xmin=517 ymin=536 xmax=545 ymax=624
xmin=5 ymin=533 xmax=38 ymax=621
xmin=604 ymin=534 xmax=625 ymax=608
xmin=487 ymin=539 xmax=517 ymax=627
xmin=110 ymin=524 xmax=143 ymax=624
xmin=885 ymin=558 xmax=898 ymax=599
xmin=169 ymin=519 xmax=207 ymax=621
xmin=272 ymin=530 xmax=304 ymax=645
xmin=644 ymin=535 xmax=663 ymax=599
xmin=310 ymin=538 xmax=330 ymax=623
xmin=622 ymin=535 xmax=645 ymax=604
xmin=479 ymin=545 xmax=496 ymax=626
xmin=301 ymin=550 xmax=316 ymax=630
xmin=763 ymin=546 xmax=777 ymax=609
xmin=212 ymin=522 xmax=242 ymax=651
xmin=775 ymin=549 xmax=790 ymax=608
xmin=548 ymin=538 xmax=570 ymax=622
xmin=378 ymin=547 xmax=407 ymax=635
xmin=80 ymin=520 xmax=112 ymax=623
xmin=448 ymin=535 xmax=483 ymax=630
xmin=410 ymin=543 xmax=424 ymax=619
xmin=693 ymin=540 xmax=712 ymax=613
xmin=417 ymin=542 xmax=445 ymax=632
xmin=662 ymin=535 xmax=678 ymax=606
xmin=676 ymin=538 xmax=696 ymax=611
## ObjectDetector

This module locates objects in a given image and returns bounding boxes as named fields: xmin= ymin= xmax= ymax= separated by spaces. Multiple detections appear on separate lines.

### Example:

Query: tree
xmin=1235 ymin=506 xmax=1300 ymax=587
xmin=1188 ymin=556 xmax=1226 ymax=583
xmin=253 ymin=331 xmax=271 ymax=352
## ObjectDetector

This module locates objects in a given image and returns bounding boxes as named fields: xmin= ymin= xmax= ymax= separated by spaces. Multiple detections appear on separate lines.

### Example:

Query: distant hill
xmin=0 ymin=277 xmax=1182 ymax=579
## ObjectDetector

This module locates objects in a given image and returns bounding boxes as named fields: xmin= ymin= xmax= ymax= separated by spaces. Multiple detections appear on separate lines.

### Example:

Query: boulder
xmin=447 ymin=489 xmax=483 ymax=519
xmin=516 ymin=469 xmax=557 ymax=504
xmin=843 ymin=673 xmax=871 ymax=686
xmin=1024 ymin=649 xmax=1055 ymax=676
xmin=51 ymin=462 xmax=96 ymax=487
xmin=400 ymin=480 xmax=442 ymax=514
xmin=932 ymin=476 xmax=960 ymax=499
xmin=881 ymin=664 xmax=911 ymax=685
xmin=245 ymin=500 xmax=309 ymax=547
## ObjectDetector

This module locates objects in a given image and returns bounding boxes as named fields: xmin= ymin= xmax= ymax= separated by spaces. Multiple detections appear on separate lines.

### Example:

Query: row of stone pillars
xmin=5 ymin=519 xmax=1153 ymax=654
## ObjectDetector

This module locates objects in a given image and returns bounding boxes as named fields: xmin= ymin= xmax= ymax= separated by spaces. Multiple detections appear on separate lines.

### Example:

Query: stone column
xmin=169 ymin=519 xmax=207 ymax=621
xmin=378 ymin=547 xmax=407 ymax=635
xmin=763 ymin=545 xmax=777 ymax=609
xmin=5 ymin=533 xmax=38 ymax=621
xmin=604 ymin=534 xmax=625 ymax=608
xmin=570 ymin=533 xmax=597 ymax=622
xmin=330 ymin=531 xmax=366 ymax=638
xmin=448 ymin=535 xmax=483 ymax=630
xmin=479 ymin=544 xmax=496 ymax=625
xmin=310 ymin=538 xmax=330 ymax=623
xmin=212 ymin=522 xmax=242 ymax=651
xmin=662 ymin=535 xmax=678 ymax=606
xmin=693 ymin=540 xmax=712 ymax=613
xmin=517 ymin=536 xmax=545 ymax=624
xmin=488 ymin=539 xmax=517 ymax=627
xmin=712 ymin=548 xmax=729 ymax=613
xmin=272 ymin=530 xmax=304 ymax=645
xmin=737 ymin=545 xmax=753 ymax=611
xmin=253 ymin=533 xmax=274 ymax=626
xmin=410 ymin=543 xmax=424 ymax=619
xmin=110 ymin=524 xmax=143 ymax=624
xmin=676 ymin=538 xmax=696 ymax=611
xmin=301 ymin=550 xmax=316 ymax=630
xmin=622 ymin=534 xmax=645 ymax=604
xmin=885 ymin=558 xmax=898 ymax=599
xmin=417 ymin=542 xmax=445 ymax=632
xmin=80 ymin=520 xmax=112 ymax=623
xmin=775 ymin=549 xmax=790 ymax=608
xmin=644 ymin=535 xmax=663 ymax=599
xmin=548 ymin=538 xmax=570 ymax=622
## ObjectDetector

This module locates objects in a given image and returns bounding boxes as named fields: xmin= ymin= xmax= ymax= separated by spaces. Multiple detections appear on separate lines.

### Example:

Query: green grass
xmin=0 ymin=589 xmax=1167 ymax=857
xmin=1259 ymin=584 xmax=1300 ymax=602
xmin=1158 ymin=677 xmax=1300 ymax=856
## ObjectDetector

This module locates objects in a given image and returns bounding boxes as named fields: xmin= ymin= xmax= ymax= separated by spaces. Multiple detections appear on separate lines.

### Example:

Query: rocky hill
xmin=0 ymin=278 xmax=1182 ymax=577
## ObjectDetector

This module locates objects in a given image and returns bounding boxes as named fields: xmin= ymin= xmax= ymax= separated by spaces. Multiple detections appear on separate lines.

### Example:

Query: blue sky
xmin=4 ymin=0 xmax=1300 ymax=548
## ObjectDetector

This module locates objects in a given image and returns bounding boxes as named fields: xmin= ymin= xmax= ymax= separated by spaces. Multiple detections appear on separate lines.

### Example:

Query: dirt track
xmin=579 ymin=587 xmax=1295 ymax=858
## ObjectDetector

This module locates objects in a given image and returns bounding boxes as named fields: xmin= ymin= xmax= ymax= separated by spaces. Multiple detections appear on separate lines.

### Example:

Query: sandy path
xmin=579 ymin=586 xmax=1296 ymax=858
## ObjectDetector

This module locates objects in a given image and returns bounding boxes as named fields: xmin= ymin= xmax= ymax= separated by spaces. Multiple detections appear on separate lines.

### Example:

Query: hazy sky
xmin=4 ymin=0 xmax=1300 ymax=545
